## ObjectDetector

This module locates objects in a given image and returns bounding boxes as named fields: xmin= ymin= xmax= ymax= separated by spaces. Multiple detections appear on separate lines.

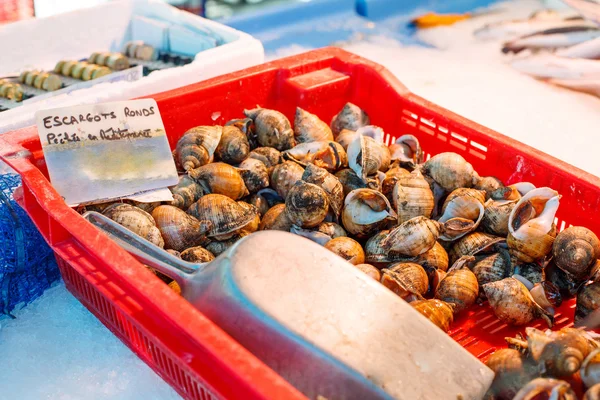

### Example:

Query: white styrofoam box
xmin=0 ymin=0 xmax=264 ymax=134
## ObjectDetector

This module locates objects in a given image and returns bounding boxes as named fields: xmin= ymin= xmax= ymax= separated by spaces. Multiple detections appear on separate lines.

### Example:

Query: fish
xmin=562 ymin=0 xmax=600 ymax=27
xmin=510 ymin=53 xmax=600 ymax=79
xmin=502 ymin=26 xmax=600 ymax=53
xmin=556 ymin=35 xmax=600 ymax=58
xmin=547 ymin=77 xmax=600 ymax=97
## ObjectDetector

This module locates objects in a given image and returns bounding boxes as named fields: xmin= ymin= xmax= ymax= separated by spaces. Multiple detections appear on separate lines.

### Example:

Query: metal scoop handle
xmin=83 ymin=211 xmax=202 ymax=290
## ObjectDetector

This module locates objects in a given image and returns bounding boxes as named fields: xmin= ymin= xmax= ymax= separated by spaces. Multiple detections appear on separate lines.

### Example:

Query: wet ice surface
xmin=0 ymin=284 xmax=181 ymax=400
xmin=269 ymin=0 xmax=600 ymax=177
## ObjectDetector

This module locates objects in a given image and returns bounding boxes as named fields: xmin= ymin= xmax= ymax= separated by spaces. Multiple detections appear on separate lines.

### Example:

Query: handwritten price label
xmin=35 ymin=99 xmax=178 ymax=206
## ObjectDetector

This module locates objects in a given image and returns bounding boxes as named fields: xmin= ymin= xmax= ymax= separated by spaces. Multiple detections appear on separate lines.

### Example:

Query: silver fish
xmin=556 ymin=35 xmax=600 ymax=58
xmin=475 ymin=15 xmax=591 ymax=41
xmin=510 ymin=53 xmax=600 ymax=79
xmin=563 ymin=0 xmax=600 ymax=27
xmin=502 ymin=26 xmax=600 ymax=54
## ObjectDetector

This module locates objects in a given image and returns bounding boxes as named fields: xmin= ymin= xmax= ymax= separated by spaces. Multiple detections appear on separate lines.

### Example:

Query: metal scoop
xmin=84 ymin=211 xmax=494 ymax=400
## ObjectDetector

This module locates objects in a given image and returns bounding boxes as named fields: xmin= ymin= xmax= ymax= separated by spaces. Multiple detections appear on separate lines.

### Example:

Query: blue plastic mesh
xmin=0 ymin=173 xmax=60 ymax=316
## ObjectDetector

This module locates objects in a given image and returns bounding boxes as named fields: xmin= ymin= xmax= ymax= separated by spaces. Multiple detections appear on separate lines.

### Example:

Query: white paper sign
xmin=35 ymin=99 xmax=179 ymax=206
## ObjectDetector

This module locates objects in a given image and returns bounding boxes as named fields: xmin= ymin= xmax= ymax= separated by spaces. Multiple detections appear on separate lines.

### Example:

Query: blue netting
xmin=0 ymin=173 xmax=60 ymax=316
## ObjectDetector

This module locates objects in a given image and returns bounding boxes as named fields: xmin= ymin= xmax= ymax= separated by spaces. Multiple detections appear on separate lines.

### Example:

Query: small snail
xmin=364 ymin=230 xmax=406 ymax=264
xmin=330 ymin=102 xmax=370 ymax=136
xmin=244 ymin=107 xmax=294 ymax=151
xmin=285 ymin=181 xmax=330 ymax=229
xmin=294 ymin=107 xmax=333 ymax=143
xmin=411 ymin=299 xmax=454 ymax=332
xmin=448 ymin=231 xmax=504 ymax=265
xmin=335 ymin=168 xmax=368 ymax=197
xmin=474 ymin=175 xmax=504 ymax=200
xmin=188 ymin=162 xmax=249 ymax=200
xmin=381 ymin=262 xmax=428 ymax=302
xmin=437 ymin=188 xmax=485 ymax=241
xmin=421 ymin=152 xmax=477 ymax=192
xmin=486 ymin=348 xmax=534 ymax=400
xmin=393 ymin=169 xmax=434 ymax=225
xmin=270 ymin=161 xmax=305 ymax=200
xmin=302 ymin=163 xmax=344 ymax=218
xmin=354 ymin=263 xmax=381 ymax=280
xmin=530 ymin=281 xmax=562 ymax=317
xmin=513 ymin=378 xmax=576 ymax=400
xmin=152 ymin=205 xmax=211 ymax=252
xmin=238 ymin=158 xmax=270 ymax=194
xmin=216 ymin=125 xmax=250 ymax=164
xmin=471 ymin=250 xmax=511 ymax=289
xmin=381 ymin=164 xmax=410 ymax=204
xmin=381 ymin=216 xmax=441 ymax=256
xmin=206 ymin=237 xmax=239 ymax=256
xmin=248 ymin=147 xmax=282 ymax=175
xmin=347 ymin=134 xmax=391 ymax=184
xmin=175 ymin=125 xmax=222 ymax=171
xmin=412 ymin=241 xmax=449 ymax=272
xmin=259 ymin=203 xmax=293 ymax=231
xmin=513 ymin=263 xmax=545 ymax=286
xmin=103 ymin=203 xmax=164 ymax=248
xmin=435 ymin=256 xmax=479 ymax=314
xmin=324 ymin=237 xmax=365 ymax=265
xmin=341 ymin=189 xmax=395 ymax=238
xmin=335 ymin=125 xmax=384 ymax=151
xmin=169 ymin=175 xmax=204 ymax=210
xmin=283 ymin=141 xmax=347 ymax=172
xmin=187 ymin=194 xmax=255 ymax=240
xmin=553 ymin=226 xmax=600 ymax=281
xmin=576 ymin=282 xmax=600 ymax=323
xmin=481 ymin=198 xmax=518 ymax=237
xmin=389 ymin=135 xmax=422 ymax=165
xmin=180 ymin=246 xmax=215 ymax=263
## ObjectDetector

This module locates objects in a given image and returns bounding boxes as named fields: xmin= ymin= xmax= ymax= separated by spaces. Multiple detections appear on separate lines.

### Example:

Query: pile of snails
xmin=79 ymin=103 xmax=600 ymax=393
xmin=485 ymin=326 xmax=600 ymax=399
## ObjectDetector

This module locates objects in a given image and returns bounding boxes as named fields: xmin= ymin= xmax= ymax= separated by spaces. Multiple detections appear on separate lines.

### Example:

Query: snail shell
xmin=381 ymin=216 xmax=441 ymax=256
xmin=225 ymin=118 xmax=256 ymax=149
xmin=546 ymin=260 xmax=586 ymax=297
xmin=341 ymin=189 xmax=395 ymax=238
xmin=189 ymin=162 xmax=249 ymax=200
xmin=585 ymin=384 xmax=600 ymax=400
xmin=438 ymin=189 xmax=485 ymax=241
xmin=205 ymin=236 xmax=239 ymax=256
xmin=535 ymin=327 xmax=594 ymax=377
xmin=169 ymin=175 xmax=204 ymax=210
xmin=576 ymin=282 xmax=600 ymax=323
xmin=513 ymin=263 xmax=545 ymax=285
xmin=411 ymin=299 xmax=454 ymax=332
xmin=244 ymin=107 xmax=294 ymax=151
xmin=324 ymin=237 xmax=365 ymax=265
xmin=582 ymin=350 xmax=600 ymax=389
xmin=317 ymin=222 xmax=347 ymax=239
xmin=285 ymin=181 xmax=329 ymax=228
xmin=237 ymin=202 xmax=260 ymax=235
xmin=422 ymin=152 xmax=476 ymax=192
xmin=471 ymin=250 xmax=511 ymax=288
xmin=508 ymin=187 xmax=560 ymax=263
xmin=486 ymin=348 xmax=535 ymax=399
xmin=247 ymin=188 xmax=283 ymax=217
xmin=347 ymin=134 xmax=391 ymax=183
xmin=412 ymin=241 xmax=449 ymax=272
xmin=103 ymin=203 xmax=164 ymax=248
xmin=175 ymin=125 xmax=222 ymax=171
xmin=483 ymin=277 xmax=553 ymax=327
xmin=216 ymin=125 xmax=250 ymax=164
xmin=513 ymin=378 xmax=576 ymax=400
xmin=530 ymin=281 xmax=562 ymax=316
xmin=553 ymin=226 xmax=600 ymax=280
xmin=270 ymin=160 xmax=305 ymax=199
xmin=487 ymin=348 xmax=526 ymax=375
xmin=355 ymin=264 xmax=381 ymax=280
xmin=152 ymin=205 xmax=212 ymax=252
xmin=381 ymin=164 xmax=410 ymax=204
xmin=238 ymin=158 xmax=270 ymax=193
xmin=294 ymin=107 xmax=333 ymax=143
xmin=393 ymin=169 xmax=434 ymax=225
xmin=389 ymin=135 xmax=423 ymax=165
xmin=481 ymin=198 xmax=517 ymax=237
xmin=187 ymin=194 xmax=255 ymax=240
xmin=259 ymin=203 xmax=293 ymax=231
xmin=364 ymin=230 xmax=406 ymax=263
xmin=335 ymin=168 xmax=367 ymax=197
xmin=435 ymin=257 xmax=479 ymax=314
xmin=383 ymin=262 xmax=429 ymax=298
xmin=474 ymin=175 xmax=504 ymax=200
xmin=330 ymin=102 xmax=370 ymax=136
xmin=448 ymin=232 xmax=505 ymax=265
xmin=283 ymin=141 xmax=347 ymax=172
xmin=180 ymin=246 xmax=215 ymax=263
xmin=302 ymin=163 xmax=344 ymax=218
xmin=248 ymin=147 xmax=282 ymax=176
xmin=335 ymin=125 xmax=385 ymax=151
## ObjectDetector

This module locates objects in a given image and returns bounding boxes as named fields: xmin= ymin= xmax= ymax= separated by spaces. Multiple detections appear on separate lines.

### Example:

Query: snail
xmin=225 ymin=118 xmax=256 ymax=149
xmin=188 ymin=162 xmax=249 ymax=200
xmin=335 ymin=168 xmax=368 ymax=197
xmin=471 ymin=250 xmax=511 ymax=289
xmin=152 ymin=205 xmax=212 ymax=252
xmin=169 ymin=175 xmax=204 ymax=210
xmin=483 ymin=277 xmax=553 ymax=327
xmin=546 ymin=260 xmax=586 ymax=297
xmin=392 ymin=169 xmax=434 ymax=225
xmin=530 ymin=281 xmax=562 ymax=317
xmin=335 ymin=125 xmax=385 ymax=151
xmin=421 ymin=152 xmax=477 ymax=192
xmin=247 ymin=188 xmax=283 ymax=217
xmin=381 ymin=164 xmax=410 ymax=204
xmin=513 ymin=378 xmax=576 ymax=400
xmin=238 ymin=158 xmax=270 ymax=193
xmin=437 ymin=188 xmax=485 ymax=241
xmin=486 ymin=348 xmax=534 ymax=400
xmin=585 ymin=384 xmax=600 ymax=400
xmin=448 ymin=231 xmax=505 ymax=265
xmin=175 ymin=125 xmax=222 ymax=171
xmin=187 ymin=194 xmax=255 ymax=240
xmin=552 ymin=226 xmax=600 ymax=281
xmin=389 ymin=135 xmax=423 ymax=165
xmin=294 ymin=107 xmax=333 ymax=143
xmin=341 ymin=189 xmax=396 ymax=238
xmin=381 ymin=216 xmax=441 ymax=256
xmin=507 ymin=187 xmax=560 ymax=263
xmin=259 ymin=203 xmax=293 ymax=231
xmin=103 ymin=203 xmax=164 ymax=248
xmin=216 ymin=125 xmax=250 ymax=165
xmin=270 ymin=160 xmax=305 ymax=199
xmin=354 ymin=264 xmax=381 ymax=280
xmin=205 ymin=236 xmax=240 ymax=256
xmin=330 ymin=102 xmax=370 ymax=136
xmin=381 ymin=262 xmax=429 ymax=302
xmin=244 ymin=107 xmax=294 ymax=151
xmin=576 ymin=281 xmax=600 ymax=323
xmin=317 ymin=222 xmax=347 ymax=239
xmin=283 ymin=141 xmax=347 ymax=172
xmin=285 ymin=181 xmax=329 ymax=228
xmin=364 ymin=230 xmax=406 ymax=263
xmin=180 ymin=246 xmax=215 ymax=263
xmin=237 ymin=202 xmax=260 ymax=235
xmin=411 ymin=299 xmax=454 ymax=332
xmin=248 ymin=147 xmax=282 ymax=175
xmin=474 ymin=175 xmax=504 ymax=200
xmin=582 ymin=350 xmax=600 ymax=390
xmin=324 ymin=237 xmax=365 ymax=265
xmin=512 ymin=263 xmax=545 ymax=285
xmin=427 ymin=269 xmax=446 ymax=296
xmin=532 ymin=327 xmax=595 ymax=377
xmin=481 ymin=198 xmax=518 ymax=237
xmin=435 ymin=256 xmax=479 ymax=314
xmin=347 ymin=134 xmax=391 ymax=184
xmin=302 ymin=163 xmax=344 ymax=218
xmin=412 ymin=241 xmax=449 ymax=272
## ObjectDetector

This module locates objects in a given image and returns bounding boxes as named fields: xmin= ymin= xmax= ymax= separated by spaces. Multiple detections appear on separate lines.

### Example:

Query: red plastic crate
xmin=2 ymin=47 xmax=600 ymax=398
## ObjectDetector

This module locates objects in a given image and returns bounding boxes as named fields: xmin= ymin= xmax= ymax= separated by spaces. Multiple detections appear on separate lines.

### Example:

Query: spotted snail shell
xmin=188 ymin=162 xmax=249 ymax=200
xmin=552 ymin=226 xmax=600 ymax=281
xmin=187 ymin=194 xmax=255 ymax=240
xmin=180 ymin=246 xmax=215 ymax=263
xmin=283 ymin=141 xmax=347 ymax=172
xmin=347 ymin=134 xmax=391 ymax=184
xmin=435 ymin=257 xmax=479 ymax=314
xmin=422 ymin=152 xmax=477 ymax=192
xmin=103 ymin=203 xmax=164 ymax=248
xmin=302 ymin=163 xmax=344 ymax=218
xmin=175 ymin=125 xmax=222 ymax=171
xmin=152 ymin=205 xmax=211 ymax=252
xmin=169 ymin=175 xmax=204 ymax=210
xmin=335 ymin=125 xmax=384 ymax=151
xmin=341 ymin=189 xmax=396 ymax=238
xmin=244 ymin=107 xmax=294 ymax=151
xmin=389 ymin=134 xmax=423 ymax=165
xmin=381 ymin=262 xmax=429 ymax=301
xmin=393 ymin=169 xmax=434 ymax=225
xmin=238 ymin=158 xmax=270 ymax=194
xmin=259 ymin=203 xmax=293 ymax=231
xmin=248 ymin=147 xmax=282 ymax=176
xmin=270 ymin=160 xmax=305 ymax=200
xmin=294 ymin=107 xmax=334 ymax=143
xmin=330 ymin=102 xmax=370 ymax=136
xmin=285 ymin=181 xmax=330 ymax=229
xmin=381 ymin=216 xmax=441 ymax=257
xmin=411 ymin=299 xmax=454 ymax=332
xmin=216 ymin=125 xmax=250 ymax=165
xmin=324 ymin=237 xmax=365 ymax=265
